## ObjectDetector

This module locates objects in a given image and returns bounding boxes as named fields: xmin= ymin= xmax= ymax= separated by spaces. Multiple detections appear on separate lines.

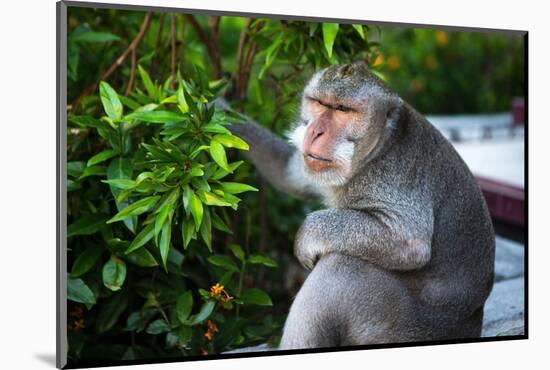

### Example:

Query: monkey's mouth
xmin=305 ymin=152 xmax=332 ymax=163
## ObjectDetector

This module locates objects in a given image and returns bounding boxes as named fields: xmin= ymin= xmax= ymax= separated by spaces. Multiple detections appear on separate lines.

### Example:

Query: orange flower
xmin=204 ymin=331 xmax=214 ymax=341
xmin=372 ymin=54 xmax=384 ymax=67
xmin=436 ymin=31 xmax=449 ymax=47
xmin=210 ymin=283 xmax=224 ymax=296
xmin=204 ymin=320 xmax=219 ymax=341
xmin=387 ymin=56 xmax=400 ymax=70
xmin=207 ymin=320 xmax=219 ymax=333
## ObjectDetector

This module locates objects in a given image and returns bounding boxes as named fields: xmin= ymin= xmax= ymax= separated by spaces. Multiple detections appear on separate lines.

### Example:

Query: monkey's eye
xmin=336 ymin=105 xmax=351 ymax=112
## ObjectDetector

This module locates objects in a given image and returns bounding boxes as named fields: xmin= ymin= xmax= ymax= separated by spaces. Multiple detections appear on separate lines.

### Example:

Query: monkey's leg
xmin=279 ymin=253 xmax=431 ymax=350
xmin=278 ymin=255 xmax=343 ymax=350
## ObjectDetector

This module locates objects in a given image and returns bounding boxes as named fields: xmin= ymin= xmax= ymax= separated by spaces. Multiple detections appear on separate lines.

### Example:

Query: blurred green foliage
xmin=376 ymin=28 xmax=524 ymax=114
xmin=66 ymin=6 xmax=523 ymax=366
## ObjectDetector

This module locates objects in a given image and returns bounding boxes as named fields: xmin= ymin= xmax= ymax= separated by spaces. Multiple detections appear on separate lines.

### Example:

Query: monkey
xmin=227 ymin=61 xmax=495 ymax=349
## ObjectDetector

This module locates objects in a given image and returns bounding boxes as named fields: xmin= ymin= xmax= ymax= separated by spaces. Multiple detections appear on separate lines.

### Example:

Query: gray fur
xmin=228 ymin=62 xmax=495 ymax=349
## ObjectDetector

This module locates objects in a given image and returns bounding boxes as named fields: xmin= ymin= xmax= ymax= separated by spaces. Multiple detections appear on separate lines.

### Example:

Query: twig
xmin=73 ymin=12 xmax=153 ymax=107
xmin=184 ymin=14 xmax=222 ymax=78
xmin=235 ymin=20 xmax=263 ymax=98
xmin=234 ymin=19 xmax=253 ymax=98
xmin=170 ymin=14 xmax=177 ymax=88
xmin=237 ymin=41 xmax=258 ymax=98
xmin=125 ymin=48 xmax=137 ymax=96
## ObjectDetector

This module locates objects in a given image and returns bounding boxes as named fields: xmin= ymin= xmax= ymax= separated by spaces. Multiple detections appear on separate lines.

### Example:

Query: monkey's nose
xmin=311 ymin=129 xmax=324 ymax=143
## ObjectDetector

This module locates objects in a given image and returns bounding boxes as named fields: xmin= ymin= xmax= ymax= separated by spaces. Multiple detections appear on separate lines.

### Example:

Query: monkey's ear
xmin=385 ymin=98 xmax=403 ymax=130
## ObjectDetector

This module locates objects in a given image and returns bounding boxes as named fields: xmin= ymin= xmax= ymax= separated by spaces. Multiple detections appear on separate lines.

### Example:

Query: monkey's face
xmin=288 ymin=62 xmax=401 ymax=187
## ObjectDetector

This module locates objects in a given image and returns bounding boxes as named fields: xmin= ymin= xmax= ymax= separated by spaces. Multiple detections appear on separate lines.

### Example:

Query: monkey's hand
xmin=294 ymin=211 xmax=331 ymax=270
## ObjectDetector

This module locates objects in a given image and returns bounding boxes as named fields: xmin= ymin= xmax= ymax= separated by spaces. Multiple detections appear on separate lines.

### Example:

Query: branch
xmin=184 ymin=14 xmax=222 ymax=78
xmin=234 ymin=18 xmax=253 ymax=97
xmin=73 ymin=12 xmax=153 ymax=106
xmin=235 ymin=20 xmax=264 ymax=99
xmin=124 ymin=48 xmax=137 ymax=96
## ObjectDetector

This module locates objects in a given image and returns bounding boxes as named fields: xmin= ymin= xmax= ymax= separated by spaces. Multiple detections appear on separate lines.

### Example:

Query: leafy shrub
xmin=67 ymin=67 xmax=280 ymax=360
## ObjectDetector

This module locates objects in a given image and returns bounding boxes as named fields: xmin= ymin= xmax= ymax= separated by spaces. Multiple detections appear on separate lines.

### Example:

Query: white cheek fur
xmin=286 ymin=124 xmax=308 ymax=152
xmin=333 ymin=141 xmax=355 ymax=162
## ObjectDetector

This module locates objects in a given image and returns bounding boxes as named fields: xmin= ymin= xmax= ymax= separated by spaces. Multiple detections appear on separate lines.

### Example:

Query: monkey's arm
xmin=229 ymin=120 xmax=318 ymax=198
xmin=295 ymin=206 xmax=433 ymax=271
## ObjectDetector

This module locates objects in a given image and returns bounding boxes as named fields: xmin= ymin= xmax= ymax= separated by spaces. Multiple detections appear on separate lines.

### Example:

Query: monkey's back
xmin=406 ymin=109 xmax=495 ymax=317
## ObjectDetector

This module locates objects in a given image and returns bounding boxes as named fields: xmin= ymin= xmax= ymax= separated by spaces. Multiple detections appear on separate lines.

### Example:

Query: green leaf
xmin=125 ymin=223 xmax=155 ymax=254
xmin=124 ymin=247 xmax=158 ymax=267
xmin=159 ymin=218 xmax=172 ymax=271
xmin=209 ymin=139 xmax=229 ymax=171
xmin=72 ymin=31 xmax=120 ymax=43
xmin=138 ymin=65 xmax=157 ymax=99
xmin=181 ymin=185 xmax=192 ymax=215
xmin=177 ymin=326 xmax=192 ymax=344
xmin=177 ymin=86 xmax=189 ymax=113
xmin=119 ymin=95 xmax=141 ymax=110
xmin=352 ymin=24 xmax=365 ymax=40
xmin=126 ymin=309 xmax=156 ymax=333
xmin=67 ymin=214 xmax=109 ymax=237
xmin=154 ymin=205 xmax=172 ymax=244
xmin=68 ymin=115 xmax=104 ymax=128
xmin=99 ymin=81 xmax=123 ymax=120
xmin=191 ymin=177 xmax=211 ymax=192
xmin=241 ymin=288 xmax=273 ymax=306
xmin=212 ymin=210 xmax=231 ymax=233
xmin=182 ymin=218 xmax=195 ymax=249
xmin=322 ymin=23 xmax=339 ymax=58
xmin=259 ymin=35 xmax=283 ymax=79
xmin=213 ymin=134 xmax=249 ymax=150
xmin=107 ymin=158 xmax=136 ymax=233
xmin=200 ymin=191 xmax=231 ymax=207
xmin=102 ymin=255 xmax=127 ymax=291
xmin=207 ymin=255 xmax=239 ymax=272
xmin=78 ymin=165 xmax=106 ymax=180
xmin=67 ymin=278 xmax=96 ymax=304
xmin=189 ymin=192 xmax=203 ymax=231
xmin=107 ymin=195 xmax=160 ymax=224
xmin=101 ymin=179 xmax=136 ymax=190
xmin=146 ymin=319 xmax=171 ymax=335
xmin=229 ymin=244 xmax=245 ymax=263
xmin=199 ymin=208 xmax=212 ymax=251
xmin=71 ymin=244 xmax=104 ymax=277
xmin=124 ymin=110 xmax=186 ymax=123
xmin=220 ymin=182 xmax=258 ymax=194
xmin=188 ymin=301 xmax=215 ymax=325
xmin=203 ymin=122 xmax=231 ymax=134
xmin=96 ymin=291 xmax=128 ymax=334
xmin=188 ymin=166 xmax=204 ymax=177
xmin=87 ymin=149 xmax=118 ymax=167
xmin=67 ymin=161 xmax=86 ymax=178
xmin=176 ymin=291 xmax=193 ymax=323
xmin=211 ymin=161 xmax=243 ymax=180
xmin=247 ymin=254 xmax=278 ymax=268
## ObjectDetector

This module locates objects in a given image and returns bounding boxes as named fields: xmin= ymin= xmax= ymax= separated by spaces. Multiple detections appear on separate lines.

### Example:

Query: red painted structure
xmin=476 ymin=176 xmax=524 ymax=227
